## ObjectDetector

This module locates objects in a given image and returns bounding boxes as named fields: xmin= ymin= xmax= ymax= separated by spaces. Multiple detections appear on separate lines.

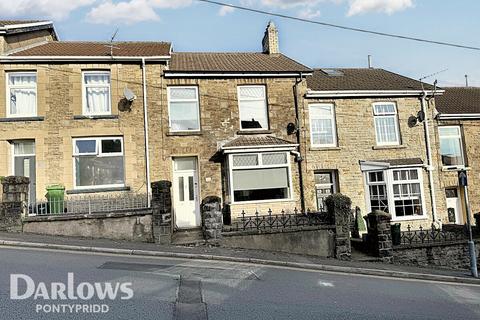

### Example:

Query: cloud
xmin=87 ymin=0 xmax=193 ymax=24
xmin=297 ymin=8 xmax=321 ymax=19
xmin=218 ymin=5 xmax=235 ymax=16
xmin=87 ymin=0 xmax=159 ymax=24
xmin=0 ymin=0 xmax=95 ymax=20
xmin=347 ymin=0 xmax=414 ymax=16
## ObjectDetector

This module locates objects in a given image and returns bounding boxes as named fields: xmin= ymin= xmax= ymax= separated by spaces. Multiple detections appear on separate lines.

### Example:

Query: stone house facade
xmin=434 ymin=87 xmax=480 ymax=225
xmin=301 ymin=69 xmax=447 ymax=229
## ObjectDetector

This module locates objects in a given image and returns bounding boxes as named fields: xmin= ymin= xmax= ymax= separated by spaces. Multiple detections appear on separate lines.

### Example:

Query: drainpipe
xmin=421 ymin=91 xmax=438 ymax=224
xmin=141 ymin=58 xmax=152 ymax=207
xmin=293 ymin=73 xmax=306 ymax=213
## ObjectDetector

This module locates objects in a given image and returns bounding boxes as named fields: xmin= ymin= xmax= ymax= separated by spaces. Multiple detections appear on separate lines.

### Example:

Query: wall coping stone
xmin=23 ymin=208 xmax=152 ymax=223
xmin=66 ymin=186 xmax=131 ymax=194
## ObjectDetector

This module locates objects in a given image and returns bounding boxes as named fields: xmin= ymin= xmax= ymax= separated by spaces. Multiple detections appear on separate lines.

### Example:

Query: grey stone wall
xmin=0 ymin=176 xmax=29 ymax=232
xmin=151 ymin=181 xmax=172 ymax=244
xmin=201 ymin=196 xmax=223 ymax=242
xmin=23 ymin=210 xmax=153 ymax=242
xmin=325 ymin=193 xmax=352 ymax=261
xmin=393 ymin=241 xmax=480 ymax=270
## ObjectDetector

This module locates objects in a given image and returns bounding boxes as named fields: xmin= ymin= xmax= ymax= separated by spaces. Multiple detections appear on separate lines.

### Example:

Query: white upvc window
xmin=73 ymin=137 xmax=125 ymax=189
xmin=229 ymin=152 xmax=292 ymax=203
xmin=238 ymin=85 xmax=269 ymax=130
xmin=309 ymin=103 xmax=337 ymax=147
xmin=167 ymin=86 xmax=200 ymax=132
xmin=82 ymin=71 xmax=111 ymax=116
xmin=365 ymin=168 xmax=426 ymax=221
xmin=438 ymin=126 xmax=465 ymax=167
xmin=373 ymin=102 xmax=400 ymax=145
xmin=6 ymin=72 xmax=37 ymax=117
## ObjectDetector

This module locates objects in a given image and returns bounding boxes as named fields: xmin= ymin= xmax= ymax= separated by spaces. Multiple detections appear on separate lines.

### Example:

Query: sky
xmin=1 ymin=0 xmax=480 ymax=87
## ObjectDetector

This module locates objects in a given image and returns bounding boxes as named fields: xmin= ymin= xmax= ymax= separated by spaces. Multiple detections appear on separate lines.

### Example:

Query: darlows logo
xmin=10 ymin=273 xmax=133 ymax=314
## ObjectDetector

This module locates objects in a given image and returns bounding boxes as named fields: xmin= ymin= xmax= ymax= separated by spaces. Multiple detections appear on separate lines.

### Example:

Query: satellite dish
xmin=124 ymin=87 xmax=136 ymax=102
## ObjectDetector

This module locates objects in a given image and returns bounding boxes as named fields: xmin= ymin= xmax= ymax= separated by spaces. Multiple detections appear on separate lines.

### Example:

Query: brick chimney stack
xmin=262 ymin=21 xmax=279 ymax=55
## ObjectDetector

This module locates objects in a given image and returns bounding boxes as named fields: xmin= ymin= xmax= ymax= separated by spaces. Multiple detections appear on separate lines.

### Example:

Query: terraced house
xmin=1 ymin=19 xmax=463 ymax=234
xmin=435 ymin=87 xmax=480 ymax=225
xmin=302 ymin=69 xmax=447 ymax=229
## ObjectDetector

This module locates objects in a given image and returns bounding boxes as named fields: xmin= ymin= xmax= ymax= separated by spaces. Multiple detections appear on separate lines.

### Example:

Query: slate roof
xmin=168 ymin=52 xmax=312 ymax=74
xmin=372 ymin=158 xmax=424 ymax=166
xmin=10 ymin=41 xmax=172 ymax=57
xmin=307 ymin=68 xmax=435 ymax=91
xmin=222 ymin=136 xmax=296 ymax=148
xmin=435 ymin=87 xmax=480 ymax=114
xmin=0 ymin=20 xmax=48 ymax=27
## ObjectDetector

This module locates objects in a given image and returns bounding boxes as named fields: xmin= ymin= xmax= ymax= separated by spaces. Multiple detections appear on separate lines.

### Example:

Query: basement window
xmin=73 ymin=137 xmax=125 ymax=189
xmin=229 ymin=152 xmax=291 ymax=203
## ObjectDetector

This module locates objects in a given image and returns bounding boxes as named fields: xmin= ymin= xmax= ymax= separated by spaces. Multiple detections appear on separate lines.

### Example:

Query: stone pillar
xmin=325 ymin=193 xmax=352 ymax=261
xmin=366 ymin=210 xmax=393 ymax=263
xmin=201 ymin=196 xmax=223 ymax=243
xmin=0 ymin=176 xmax=30 ymax=232
xmin=151 ymin=180 xmax=172 ymax=244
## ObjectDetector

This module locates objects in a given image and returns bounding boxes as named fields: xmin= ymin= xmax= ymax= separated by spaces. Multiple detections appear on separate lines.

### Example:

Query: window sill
xmin=73 ymin=115 xmax=118 ymax=120
xmin=66 ymin=186 xmax=130 ymax=195
xmin=372 ymin=145 xmax=406 ymax=150
xmin=391 ymin=215 xmax=428 ymax=222
xmin=236 ymin=130 xmax=272 ymax=135
xmin=0 ymin=116 xmax=44 ymax=122
xmin=441 ymin=166 xmax=469 ymax=172
xmin=166 ymin=131 xmax=203 ymax=136
xmin=309 ymin=146 xmax=341 ymax=151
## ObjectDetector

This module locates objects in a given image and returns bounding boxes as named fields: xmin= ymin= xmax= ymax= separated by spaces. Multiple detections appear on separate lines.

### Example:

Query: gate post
xmin=326 ymin=193 xmax=352 ymax=261
xmin=151 ymin=180 xmax=172 ymax=244
xmin=201 ymin=196 xmax=223 ymax=243
xmin=0 ymin=176 xmax=30 ymax=232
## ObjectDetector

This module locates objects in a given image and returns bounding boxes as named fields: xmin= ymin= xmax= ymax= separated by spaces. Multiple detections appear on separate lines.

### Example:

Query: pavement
xmin=0 ymin=231 xmax=479 ymax=286
xmin=1 ymin=246 xmax=480 ymax=320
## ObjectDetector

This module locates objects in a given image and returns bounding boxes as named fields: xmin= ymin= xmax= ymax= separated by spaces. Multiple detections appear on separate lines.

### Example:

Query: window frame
xmin=372 ymin=102 xmax=401 ymax=146
xmin=72 ymin=136 xmax=125 ymax=190
xmin=314 ymin=170 xmax=338 ymax=211
xmin=6 ymin=71 xmax=38 ymax=118
xmin=167 ymin=86 xmax=201 ymax=132
xmin=82 ymin=70 xmax=112 ymax=116
xmin=237 ymin=85 xmax=269 ymax=131
xmin=438 ymin=125 xmax=465 ymax=168
xmin=309 ymin=103 xmax=338 ymax=148
xmin=228 ymin=151 xmax=293 ymax=204
xmin=364 ymin=168 xmax=427 ymax=221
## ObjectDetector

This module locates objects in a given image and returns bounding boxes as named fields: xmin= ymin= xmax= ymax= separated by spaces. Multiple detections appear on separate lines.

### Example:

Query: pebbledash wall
xmin=301 ymin=96 xmax=447 ymax=229
xmin=148 ymin=76 xmax=307 ymax=219
xmin=0 ymin=61 xmax=158 ymax=200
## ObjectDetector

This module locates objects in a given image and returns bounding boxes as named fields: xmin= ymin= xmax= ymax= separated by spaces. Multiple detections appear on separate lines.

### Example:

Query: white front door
xmin=446 ymin=188 xmax=462 ymax=224
xmin=173 ymin=157 xmax=200 ymax=229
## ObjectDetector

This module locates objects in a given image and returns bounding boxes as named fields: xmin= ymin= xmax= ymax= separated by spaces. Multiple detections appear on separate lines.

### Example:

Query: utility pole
xmin=459 ymin=170 xmax=478 ymax=278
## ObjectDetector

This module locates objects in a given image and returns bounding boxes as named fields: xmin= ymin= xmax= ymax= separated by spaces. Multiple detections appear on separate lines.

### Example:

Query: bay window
xmin=438 ymin=126 xmax=464 ymax=167
xmin=73 ymin=137 xmax=125 ymax=188
xmin=365 ymin=168 xmax=425 ymax=220
xmin=82 ymin=71 xmax=111 ymax=115
xmin=238 ymin=85 xmax=269 ymax=130
xmin=373 ymin=102 xmax=400 ymax=145
xmin=309 ymin=104 xmax=337 ymax=147
xmin=229 ymin=152 xmax=291 ymax=202
xmin=168 ymin=86 xmax=200 ymax=132
xmin=7 ymin=72 xmax=37 ymax=117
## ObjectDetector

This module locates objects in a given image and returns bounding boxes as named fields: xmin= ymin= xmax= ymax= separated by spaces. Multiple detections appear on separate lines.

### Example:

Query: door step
xmin=172 ymin=228 xmax=204 ymax=246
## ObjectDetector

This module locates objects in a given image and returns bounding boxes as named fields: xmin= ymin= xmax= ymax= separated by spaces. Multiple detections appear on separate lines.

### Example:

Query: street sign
xmin=458 ymin=170 xmax=468 ymax=187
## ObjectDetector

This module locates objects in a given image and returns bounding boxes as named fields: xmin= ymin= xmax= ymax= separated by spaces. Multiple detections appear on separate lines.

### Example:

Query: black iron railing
xmin=398 ymin=224 xmax=468 ymax=246
xmin=223 ymin=208 xmax=332 ymax=233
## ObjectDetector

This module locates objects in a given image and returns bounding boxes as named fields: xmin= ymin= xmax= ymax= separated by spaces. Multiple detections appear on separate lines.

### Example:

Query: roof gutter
xmin=437 ymin=113 xmax=480 ymax=120
xmin=305 ymin=89 xmax=444 ymax=98
xmin=165 ymin=72 xmax=313 ymax=78
xmin=0 ymin=56 xmax=171 ymax=62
